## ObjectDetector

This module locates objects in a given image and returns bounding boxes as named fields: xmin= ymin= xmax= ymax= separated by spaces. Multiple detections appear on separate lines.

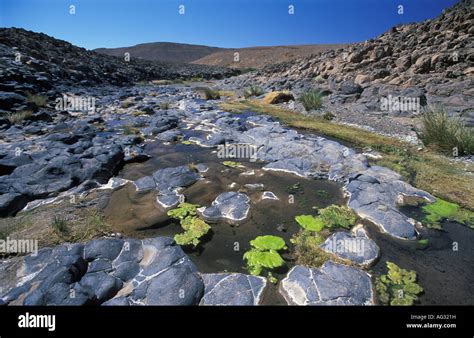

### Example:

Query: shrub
xmin=323 ymin=111 xmax=335 ymax=121
xmin=26 ymin=93 xmax=47 ymax=108
xmin=299 ymin=90 xmax=323 ymax=111
xmin=51 ymin=215 xmax=68 ymax=234
xmin=7 ymin=110 xmax=32 ymax=124
xmin=201 ymin=87 xmax=220 ymax=100
xmin=418 ymin=105 xmax=474 ymax=156
xmin=243 ymin=85 xmax=264 ymax=98
xmin=122 ymin=124 xmax=139 ymax=135
xmin=313 ymin=75 xmax=325 ymax=84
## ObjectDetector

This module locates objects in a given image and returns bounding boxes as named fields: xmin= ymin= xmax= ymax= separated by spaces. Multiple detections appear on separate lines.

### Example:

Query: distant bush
xmin=201 ymin=87 xmax=220 ymax=100
xmin=299 ymin=90 xmax=323 ymax=111
xmin=418 ymin=105 xmax=474 ymax=156
xmin=323 ymin=111 xmax=335 ymax=121
xmin=123 ymin=124 xmax=139 ymax=135
xmin=313 ymin=75 xmax=325 ymax=84
xmin=240 ymin=67 xmax=257 ymax=74
xmin=7 ymin=110 xmax=32 ymax=124
xmin=243 ymin=85 xmax=264 ymax=98
xmin=26 ymin=93 xmax=47 ymax=108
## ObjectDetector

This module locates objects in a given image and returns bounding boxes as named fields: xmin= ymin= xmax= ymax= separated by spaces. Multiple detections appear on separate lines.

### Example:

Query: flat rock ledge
xmin=199 ymin=273 xmax=267 ymax=305
xmin=320 ymin=226 xmax=380 ymax=267
xmin=345 ymin=166 xmax=435 ymax=239
xmin=0 ymin=236 xmax=262 ymax=306
xmin=201 ymin=191 xmax=250 ymax=222
xmin=279 ymin=262 xmax=374 ymax=305
xmin=133 ymin=165 xmax=201 ymax=208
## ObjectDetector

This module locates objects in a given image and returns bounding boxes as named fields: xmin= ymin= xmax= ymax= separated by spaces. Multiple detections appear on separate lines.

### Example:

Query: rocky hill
xmin=97 ymin=42 xmax=346 ymax=69
xmin=0 ymin=28 xmax=238 ymax=107
xmin=95 ymin=42 xmax=222 ymax=64
xmin=229 ymin=0 xmax=473 ymax=131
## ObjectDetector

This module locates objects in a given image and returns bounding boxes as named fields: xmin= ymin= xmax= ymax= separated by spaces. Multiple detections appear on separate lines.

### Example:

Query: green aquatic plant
xmin=181 ymin=140 xmax=194 ymax=145
xmin=167 ymin=203 xmax=210 ymax=247
xmin=243 ymin=235 xmax=286 ymax=276
xmin=318 ymin=205 xmax=357 ymax=229
xmin=267 ymin=272 xmax=278 ymax=284
xmin=421 ymin=199 xmax=474 ymax=229
xmin=295 ymin=215 xmax=325 ymax=232
xmin=417 ymin=239 xmax=429 ymax=246
xmin=375 ymin=261 xmax=423 ymax=306
xmin=250 ymin=235 xmax=287 ymax=251
xmin=222 ymin=161 xmax=241 ymax=168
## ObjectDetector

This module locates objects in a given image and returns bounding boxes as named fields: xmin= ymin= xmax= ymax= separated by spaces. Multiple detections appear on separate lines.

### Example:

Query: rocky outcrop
xmin=0 ymin=236 xmax=266 ymax=306
xmin=0 ymin=28 xmax=238 ymax=115
xmin=224 ymin=0 xmax=473 ymax=131
xmin=199 ymin=273 xmax=266 ymax=305
xmin=279 ymin=262 xmax=374 ymax=305
xmin=201 ymin=192 xmax=251 ymax=222
xmin=345 ymin=166 xmax=435 ymax=239
xmin=320 ymin=226 xmax=380 ymax=266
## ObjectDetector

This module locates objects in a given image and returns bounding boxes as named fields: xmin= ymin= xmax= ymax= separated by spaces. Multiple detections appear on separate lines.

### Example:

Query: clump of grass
xmin=200 ymin=87 xmax=221 ymax=100
xmin=418 ymin=105 xmax=474 ymax=156
xmin=159 ymin=102 xmax=170 ymax=110
xmin=243 ymin=85 xmax=264 ymax=98
xmin=318 ymin=205 xmax=358 ymax=229
xmin=7 ymin=110 xmax=32 ymax=124
xmin=121 ymin=101 xmax=134 ymax=108
xmin=26 ymin=93 xmax=47 ymax=108
xmin=290 ymin=230 xmax=329 ymax=267
xmin=131 ymin=110 xmax=146 ymax=116
xmin=322 ymin=111 xmax=335 ymax=121
xmin=51 ymin=215 xmax=68 ymax=235
xmin=123 ymin=124 xmax=139 ymax=135
xmin=313 ymin=75 xmax=325 ymax=84
xmin=299 ymin=90 xmax=323 ymax=111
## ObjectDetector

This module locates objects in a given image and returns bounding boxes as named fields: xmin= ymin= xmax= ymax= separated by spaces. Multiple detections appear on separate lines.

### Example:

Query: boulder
xmin=200 ymin=273 xmax=267 ymax=305
xmin=279 ymin=262 xmax=374 ymax=305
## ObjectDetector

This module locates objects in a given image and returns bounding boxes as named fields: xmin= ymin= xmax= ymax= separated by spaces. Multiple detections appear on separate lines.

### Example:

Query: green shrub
xmin=313 ymin=75 xmax=325 ymax=84
xmin=322 ymin=111 xmax=335 ymax=121
xmin=26 ymin=93 xmax=47 ymax=108
xmin=51 ymin=215 xmax=68 ymax=234
xmin=418 ymin=105 xmax=474 ymax=156
xmin=122 ymin=124 xmax=139 ymax=135
xmin=243 ymin=85 xmax=264 ymax=98
xmin=7 ymin=110 xmax=32 ymax=124
xmin=201 ymin=87 xmax=220 ymax=100
xmin=299 ymin=90 xmax=323 ymax=111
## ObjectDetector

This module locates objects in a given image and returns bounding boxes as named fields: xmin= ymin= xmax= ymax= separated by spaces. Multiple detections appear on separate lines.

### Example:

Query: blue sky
xmin=0 ymin=0 xmax=459 ymax=49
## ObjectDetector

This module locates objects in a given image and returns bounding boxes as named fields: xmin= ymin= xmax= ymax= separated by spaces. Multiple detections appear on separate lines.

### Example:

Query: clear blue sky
xmin=0 ymin=0 xmax=459 ymax=49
